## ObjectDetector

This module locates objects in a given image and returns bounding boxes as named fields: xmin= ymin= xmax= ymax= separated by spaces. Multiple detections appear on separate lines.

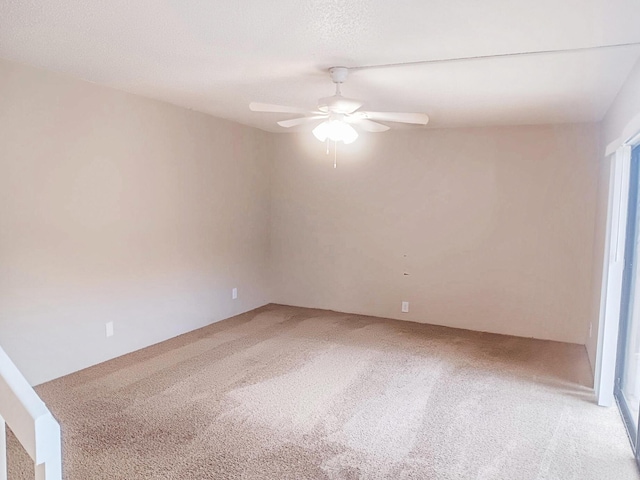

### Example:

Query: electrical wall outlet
xmin=401 ymin=301 xmax=409 ymax=313
xmin=105 ymin=321 xmax=114 ymax=338
xmin=232 ymin=287 xmax=238 ymax=300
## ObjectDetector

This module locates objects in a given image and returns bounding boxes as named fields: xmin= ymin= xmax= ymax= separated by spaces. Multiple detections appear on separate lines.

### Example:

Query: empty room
xmin=2 ymin=1 xmax=640 ymax=479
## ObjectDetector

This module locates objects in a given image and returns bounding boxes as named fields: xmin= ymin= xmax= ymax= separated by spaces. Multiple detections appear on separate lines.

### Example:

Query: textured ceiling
xmin=1 ymin=0 xmax=640 ymax=131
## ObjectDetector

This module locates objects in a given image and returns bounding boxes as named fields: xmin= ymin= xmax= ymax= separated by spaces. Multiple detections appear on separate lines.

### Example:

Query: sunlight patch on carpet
xmin=224 ymin=344 xmax=378 ymax=434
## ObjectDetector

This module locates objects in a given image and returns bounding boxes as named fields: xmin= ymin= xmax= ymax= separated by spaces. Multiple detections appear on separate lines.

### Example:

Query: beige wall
xmin=270 ymin=124 xmax=601 ymax=345
xmin=0 ymin=59 xmax=272 ymax=385
xmin=0 ymin=56 xmax=615 ymax=385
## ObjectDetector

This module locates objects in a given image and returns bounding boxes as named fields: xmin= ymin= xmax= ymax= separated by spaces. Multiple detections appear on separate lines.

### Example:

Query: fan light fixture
xmin=312 ymin=117 xmax=358 ymax=144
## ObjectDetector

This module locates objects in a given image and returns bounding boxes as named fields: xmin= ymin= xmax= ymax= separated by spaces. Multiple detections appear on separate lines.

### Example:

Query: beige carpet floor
xmin=7 ymin=304 xmax=640 ymax=479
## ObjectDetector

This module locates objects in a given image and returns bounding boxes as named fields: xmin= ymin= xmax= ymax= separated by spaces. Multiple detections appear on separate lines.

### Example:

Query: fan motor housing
xmin=317 ymin=95 xmax=363 ymax=114
xmin=329 ymin=67 xmax=349 ymax=84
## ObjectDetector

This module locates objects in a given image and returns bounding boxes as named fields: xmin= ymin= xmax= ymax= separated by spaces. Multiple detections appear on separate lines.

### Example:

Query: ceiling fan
xmin=249 ymin=66 xmax=429 ymax=145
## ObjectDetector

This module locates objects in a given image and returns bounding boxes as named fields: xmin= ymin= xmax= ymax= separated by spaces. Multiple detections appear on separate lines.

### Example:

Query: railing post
xmin=34 ymin=415 xmax=62 ymax=480
xmin=0 ymin=413 xmax=6 ymax=480
xmin=1 ymin=346 xmax=62 ymax=480
xmin=35 ymin=458 xmax=62 ymax=480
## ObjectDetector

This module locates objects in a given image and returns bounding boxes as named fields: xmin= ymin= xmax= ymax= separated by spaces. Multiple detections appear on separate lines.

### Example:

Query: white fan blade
xmin=277 ymin=116 xmax=327 ymax=128
xmin=355 ymin=111 xmax=429 ymax=125
xmin=249 ymin=102 xmax=309 ymax=114
xmin=345 ymin=117 xmax=390 ymax=132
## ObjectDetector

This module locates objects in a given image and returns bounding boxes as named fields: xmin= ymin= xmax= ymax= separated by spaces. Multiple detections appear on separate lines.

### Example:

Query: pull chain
xmin=324 ymin=139 xmax=339 ymax=168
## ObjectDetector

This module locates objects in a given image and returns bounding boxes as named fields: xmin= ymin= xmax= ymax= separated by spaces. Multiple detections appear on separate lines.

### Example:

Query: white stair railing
xmin=0 ymin=346 xmax=61 ymax=480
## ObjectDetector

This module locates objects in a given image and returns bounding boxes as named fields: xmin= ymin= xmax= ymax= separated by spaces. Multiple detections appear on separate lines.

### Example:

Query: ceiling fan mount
xmin=329 ymin=66 xmax=349 ymax=84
